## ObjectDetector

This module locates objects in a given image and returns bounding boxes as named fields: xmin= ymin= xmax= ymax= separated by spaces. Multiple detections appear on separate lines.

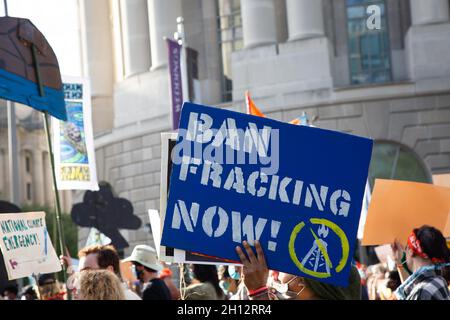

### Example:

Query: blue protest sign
xmin=161 ymin=102 xmax=373 ymax=286
xmin=0 ymin=17 xmax=67 ymax=121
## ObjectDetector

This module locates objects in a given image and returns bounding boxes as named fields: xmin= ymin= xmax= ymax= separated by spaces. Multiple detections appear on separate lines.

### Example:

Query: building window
xmin=368 ymin=140 xmax=432 ymax=189
xmin=217 ymin=0 xmax=243 ymax=102
xmin=346 ymin=0 xmax=392 ymax=85
xmin=25 ymin=155 xmax=31 ymax=174
xmin=26 ymin=183 xmax=32 ymax=201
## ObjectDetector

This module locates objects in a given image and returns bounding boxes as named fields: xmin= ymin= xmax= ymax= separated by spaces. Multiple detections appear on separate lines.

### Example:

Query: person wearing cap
xmin=124 ymin=244 xmax=171 ymax=300
xmin=36 ymin=273 xmax=65 ymax=300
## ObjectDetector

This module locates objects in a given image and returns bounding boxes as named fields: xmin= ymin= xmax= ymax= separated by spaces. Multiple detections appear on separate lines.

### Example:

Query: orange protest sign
xmin=362 ymin=179 xmax=450 ymax=246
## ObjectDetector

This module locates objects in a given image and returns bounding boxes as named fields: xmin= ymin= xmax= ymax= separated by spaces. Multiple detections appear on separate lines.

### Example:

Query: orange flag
xmin=245 ymin=91 xmax=302 ymax=125
xmin=245 ymin=91 xmax=265 ymax=117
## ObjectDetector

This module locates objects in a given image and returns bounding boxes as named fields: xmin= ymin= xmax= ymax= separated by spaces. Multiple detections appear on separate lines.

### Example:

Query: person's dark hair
xmin=193 ymin=265 xmax=223 ymax=298
xmin=303 ymin=266 xmax=362 ymax=300
xmin=217 ymin=265 xmax=230 ymax=280
xmin=415 ymin=225 xmax=450 ymax=280
xmin=78 ymin=244 xmax=121 ymax=277
xmin=38 ymin=273 xmax=56 ymax=286
xmin=133 ymin=262 xmax=157 ymax=273
xmin=3 ymin=285 xmax=18 ymax=296
xmin=386 ymin=271 xmax=401 ymax=291
xmin=20 ymin=285 xmax=37 ymax=300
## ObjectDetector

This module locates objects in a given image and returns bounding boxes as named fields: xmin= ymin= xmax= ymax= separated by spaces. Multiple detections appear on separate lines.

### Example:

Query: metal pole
xmin=7 ymin=101 xmax=20 ymax=205
xmin=4 ymin=0 xmax=18 ymax=207
xmin=4 ymin=0 xmax=24 ymax=293
xmin=3 ymin=0 xmax=8 ymax=16
xmin=175 ymin=17 xmax=190 ymax=102
xmin=30 ymin=43 xmax=70 ymax=299
xmin=7 ymin=100 xmax=23 ymax=294
xmin=42 ymin=112 xmax=66 ymax=266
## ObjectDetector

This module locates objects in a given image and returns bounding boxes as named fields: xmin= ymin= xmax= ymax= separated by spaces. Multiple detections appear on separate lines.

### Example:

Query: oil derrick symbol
xmin=301 ymin=224 xmax=331 ymax=275
xmin=289 ymin=218 xmax=350 ymax=279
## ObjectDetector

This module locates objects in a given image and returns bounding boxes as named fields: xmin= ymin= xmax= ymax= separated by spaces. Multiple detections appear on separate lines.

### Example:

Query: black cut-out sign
xmin=71 ymin=182 xmax=141 ymax=250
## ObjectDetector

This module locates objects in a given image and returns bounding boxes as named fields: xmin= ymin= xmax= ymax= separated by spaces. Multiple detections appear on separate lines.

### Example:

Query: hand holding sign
xmin=236 ymin=241 xmax=269 ymax=292
xmin=391 ymin=240 xmax=404 ymax=264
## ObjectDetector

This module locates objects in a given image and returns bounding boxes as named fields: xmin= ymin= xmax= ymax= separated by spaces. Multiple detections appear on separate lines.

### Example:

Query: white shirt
xmin=122 ymin=283 xmax=141 ymax=300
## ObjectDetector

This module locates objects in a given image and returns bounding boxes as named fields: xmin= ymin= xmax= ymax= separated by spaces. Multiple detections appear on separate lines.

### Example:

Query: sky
xmin=1 ymin=0 xmax=83 ymax=77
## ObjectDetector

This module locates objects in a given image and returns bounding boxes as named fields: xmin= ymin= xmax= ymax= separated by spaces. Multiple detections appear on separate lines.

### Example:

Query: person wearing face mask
xmin=123 ymin=245 xmax=171 ymax=300
xmin=218 ymin=266 xmax=239 ymax=299
xmin=228 ymin=265 xmax=251 ymax=300
xmin=392 ymin=225 xmax=450 ymax=300
xmin=235 ymin=240 xmax=362 ymax=300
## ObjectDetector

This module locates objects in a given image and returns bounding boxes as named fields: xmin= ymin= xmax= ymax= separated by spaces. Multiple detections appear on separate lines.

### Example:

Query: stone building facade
xmin=0 ymin=102 xmax=73 ymax=212
xmin=76 ymin=0 xmax=450 ymax=254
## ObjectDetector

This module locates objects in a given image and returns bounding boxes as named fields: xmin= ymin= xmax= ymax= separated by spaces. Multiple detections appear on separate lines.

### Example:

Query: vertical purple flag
xmin=167 ymin=39 xmax=183 ymax=130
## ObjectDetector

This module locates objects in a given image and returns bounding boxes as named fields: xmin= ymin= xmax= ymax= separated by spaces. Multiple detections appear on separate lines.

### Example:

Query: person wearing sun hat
xmin=123 ymin=245 xmax=171 ymax=300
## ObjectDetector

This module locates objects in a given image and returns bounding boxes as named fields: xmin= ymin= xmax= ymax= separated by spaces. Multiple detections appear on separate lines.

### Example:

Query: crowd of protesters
xmin=1 ymin=224 xmax=449 ymax=301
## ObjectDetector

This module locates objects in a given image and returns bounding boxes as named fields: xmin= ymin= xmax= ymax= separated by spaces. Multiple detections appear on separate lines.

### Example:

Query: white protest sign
xmin=0 ymin=212 xmax=61 ymax=280
xmin=159 ymin=132 xmax=177 ymax=262
xmin=53 ymin=76 xmax=99 ymax=191
xmin=84 ymin=227 xmax=112 ymax=248
xmin=148 ymin=209 xmax=162 ymax=259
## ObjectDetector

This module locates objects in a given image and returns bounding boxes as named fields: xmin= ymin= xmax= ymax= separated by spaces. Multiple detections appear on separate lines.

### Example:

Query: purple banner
xmin=167 ymin=39 xmax=183 ymax=130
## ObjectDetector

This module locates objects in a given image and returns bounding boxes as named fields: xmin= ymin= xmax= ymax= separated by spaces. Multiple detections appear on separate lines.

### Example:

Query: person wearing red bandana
xmin=391 ymin=225 xmax=450 ymax=300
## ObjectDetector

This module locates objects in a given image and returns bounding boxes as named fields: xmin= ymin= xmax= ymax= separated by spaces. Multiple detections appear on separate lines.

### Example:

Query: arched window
xmin=360 ymin=140 xmax=432 ymax=265
xmin=368 ymin=140 xmax=432 ymax=189
xmin=346 ymin=0 xmax=392 ymax=84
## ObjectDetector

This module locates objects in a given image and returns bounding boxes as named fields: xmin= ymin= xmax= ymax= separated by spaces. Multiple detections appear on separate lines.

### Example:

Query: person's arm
xmin=396 ymin=263 xmax=409 ymax=284
xmin=391 ymin=240 xmax=408 ymax=283
xmin=59 ymin=255 xmax=75 ymax=276
xmin=235 ymin=240 xmax=270 ymax=300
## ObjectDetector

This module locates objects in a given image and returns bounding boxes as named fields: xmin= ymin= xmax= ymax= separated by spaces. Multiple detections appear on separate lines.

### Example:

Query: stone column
xmin=241 ymin=0 xmax=277 ymax=48
xmin=147 ymin=0 xmax=182 ymax=70
xmin=286 ymin=0 xmax=324 ymax=41
xmin=32 ymin=150 xmax=45 ymax=205
xmin=410 ymin=0 xmax=449 ymax=26
xmin=406 ymin=0 xmax=450 ymax=81
xmin=80 ymin=0 xmax=115 ymax=93
xmin=80 ymin=0 xmax=116 ymax=132
xmin=119 ymin=0 xmax=151 ymax=76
